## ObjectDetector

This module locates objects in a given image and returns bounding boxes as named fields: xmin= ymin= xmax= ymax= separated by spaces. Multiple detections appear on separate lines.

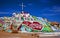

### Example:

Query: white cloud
xmin=49 ymin=6 xmax=60 ymax=12
xmin=40 ymin=6 xmax=60 ymax=16
xmin=0 ymin=12 xmax=12 ymax=14
xmin=41 ymin=14 xmax=58 ymax=16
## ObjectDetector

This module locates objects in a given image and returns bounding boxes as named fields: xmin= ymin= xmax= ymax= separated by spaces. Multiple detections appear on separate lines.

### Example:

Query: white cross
xmin=21 ymin=3 xmax=24 ymax=11
xmin=20 ymin=2 xmax=25 ymax=13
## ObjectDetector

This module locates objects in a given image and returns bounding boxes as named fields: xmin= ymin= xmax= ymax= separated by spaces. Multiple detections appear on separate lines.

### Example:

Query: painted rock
xmin=22 ymin=21 xmax=32 ymax=26
xmin=21 ymin=12 xmax=30 ymax=17
xmin=51 ymin=26 xmax=60 ymax=32
xmin=22 ymin=21 xmax=43 ymax=30
xmin=29 ymin=22 xmax=43 ymax=30
xmin=21 ymin=17 xmax=24 ymax=21
xmin=0 ymin=23 xmax=3 ymax=27
xmin=32 ymin=16 xmax=37 ymax=20
xmin=6 ymin=29 xmax=12 ymax=33
xmin=10 ymin=23 xmax=13 ymax=30
xmin=20 ymin=25 xmax=27 ymax=32
xmin=20 ymin=25 xmax=32 ymax=32
xmin=0 ymin=19 xmax=4 ymax=25
xmin=37 ymin=17 xmax=44 ymax=21
xmin=0 ymin=27 xmax=3 ymax=30
xmin=3 ymin=24 xmax=8 ymax=31
xmin=42 ymin=26 xmax=53 ymax=32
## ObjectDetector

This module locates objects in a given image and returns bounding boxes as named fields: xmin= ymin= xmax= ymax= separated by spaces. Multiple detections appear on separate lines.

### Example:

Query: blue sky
xmin=0 ymin=0 xmax=60 ymax=22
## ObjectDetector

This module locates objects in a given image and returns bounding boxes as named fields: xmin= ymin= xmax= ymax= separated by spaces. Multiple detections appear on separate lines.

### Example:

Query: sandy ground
xmin=0 ymin=31 xmax=39 ymax=38
xmin=0 ymin=31 xmax=60 ymax=38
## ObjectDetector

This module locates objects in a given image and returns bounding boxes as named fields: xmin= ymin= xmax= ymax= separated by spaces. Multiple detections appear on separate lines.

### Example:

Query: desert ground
xmin=0 ymin=31 xmax=60 ymax=38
